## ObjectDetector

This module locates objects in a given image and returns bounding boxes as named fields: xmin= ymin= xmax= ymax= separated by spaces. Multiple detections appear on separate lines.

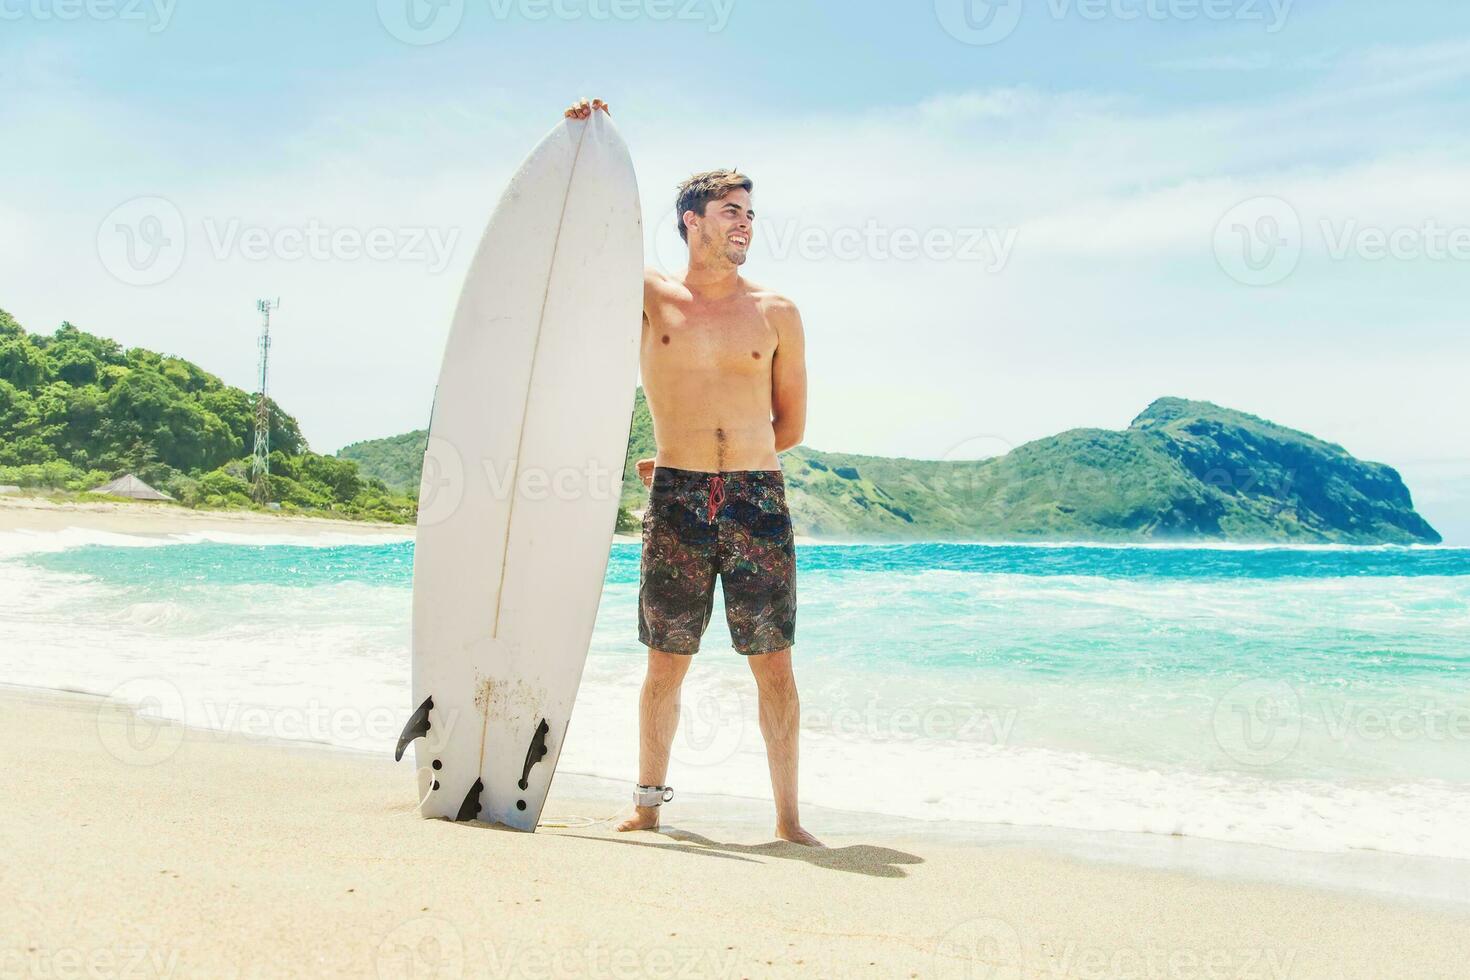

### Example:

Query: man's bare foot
xmin=776 ymin=823 xmax=824 ymax=847
xmin=616 ymin=806 xmax=661 ymax=833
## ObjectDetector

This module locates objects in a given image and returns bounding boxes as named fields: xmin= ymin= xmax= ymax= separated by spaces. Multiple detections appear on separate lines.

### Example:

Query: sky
xmin=2 ymin=0 xmax=1467 ymax=541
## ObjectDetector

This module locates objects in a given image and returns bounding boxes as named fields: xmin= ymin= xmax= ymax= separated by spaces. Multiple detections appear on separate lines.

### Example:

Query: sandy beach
xmin=0 ymin=495 xmax=414 ymax=540
xmin=2 ymin=684 xmax=1467 ymax=979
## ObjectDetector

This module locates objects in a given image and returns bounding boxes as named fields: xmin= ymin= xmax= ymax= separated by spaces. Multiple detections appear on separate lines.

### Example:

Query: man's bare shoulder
xmin=745 ymin=281 xmax=801 ymax=328
xmin=645 ymin=267 xmax=690 ymax=298
xmin=741 ymin=278 xmax=797 ymax=312
xmin=649 ymin=266 xmax=702 ymax=286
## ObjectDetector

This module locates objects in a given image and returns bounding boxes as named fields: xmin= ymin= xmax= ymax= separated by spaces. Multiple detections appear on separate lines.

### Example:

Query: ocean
xmin=3 ymin=529 xmax=1468 ymax=861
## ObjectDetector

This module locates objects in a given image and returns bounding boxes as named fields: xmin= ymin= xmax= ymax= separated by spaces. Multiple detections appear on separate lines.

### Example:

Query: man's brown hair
xmin=675 ymin=170 xmax=753 ymax=243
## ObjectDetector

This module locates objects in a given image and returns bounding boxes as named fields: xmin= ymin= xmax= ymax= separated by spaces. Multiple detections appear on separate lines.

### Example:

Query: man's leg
xmin=747 ymin=648 xmax=822 ymax=846
xmin=616 ymin=648 xmax=692 ymax=832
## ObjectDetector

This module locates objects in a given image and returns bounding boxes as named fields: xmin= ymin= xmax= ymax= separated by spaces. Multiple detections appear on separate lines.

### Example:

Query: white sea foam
xmin=560 ymin=637 xmax=1470 ymax=860
xmin=0 ymin=527 xmax=183 ymax=557
xmin=0 ymin=525 xmax=411 ymax=558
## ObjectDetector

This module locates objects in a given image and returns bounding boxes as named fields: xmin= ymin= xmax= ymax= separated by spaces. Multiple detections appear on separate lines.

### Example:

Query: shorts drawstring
xmin=707 ymin=475 xmax=726 ymax=524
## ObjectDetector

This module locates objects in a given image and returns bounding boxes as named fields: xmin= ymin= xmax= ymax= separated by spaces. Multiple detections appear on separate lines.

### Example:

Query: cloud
xmin=1357 ymin=37 xmax=1470 ymax=72
xmin=1154 ymin=53 xmax=1274 ymax=72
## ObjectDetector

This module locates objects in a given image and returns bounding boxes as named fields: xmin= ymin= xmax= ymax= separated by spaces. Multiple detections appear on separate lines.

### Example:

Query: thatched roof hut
xmin=91 ymin=474 xmax=174 ymax=501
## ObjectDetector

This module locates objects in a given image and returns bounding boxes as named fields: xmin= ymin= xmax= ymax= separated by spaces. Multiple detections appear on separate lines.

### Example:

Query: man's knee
xmin=644 ymin=649 xmax=692 ymax=696
xmin=747 ymin=648 xmax=796 ymax=694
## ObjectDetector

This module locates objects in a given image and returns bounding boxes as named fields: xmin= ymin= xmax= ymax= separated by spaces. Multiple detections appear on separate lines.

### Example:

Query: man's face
xmin=690 ymin=189 xmax=753 ymax=266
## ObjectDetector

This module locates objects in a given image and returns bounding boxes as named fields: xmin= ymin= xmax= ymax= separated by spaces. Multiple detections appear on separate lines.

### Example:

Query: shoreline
xmin=4 ymin=496 xmax=1457 ymax=550
xmin=0 ymin=499 xmax=1458 ymax=552
xmin=5 ymin=684 xmax=1469 ymax=978
xmin=10 ymin=679 xmax=1470 ymax=916
xmin=0 ymin=496 xmax=794 ymax=546
xmin=0 ymin=494 xmax=412 ymax=540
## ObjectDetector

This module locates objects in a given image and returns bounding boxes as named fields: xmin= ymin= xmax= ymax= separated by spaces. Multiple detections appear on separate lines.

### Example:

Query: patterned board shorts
xmin=638 ymin=466 xmax=797 ymax=656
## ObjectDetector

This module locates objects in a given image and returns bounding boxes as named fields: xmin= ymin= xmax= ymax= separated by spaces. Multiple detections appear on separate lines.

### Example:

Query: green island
xmin=3 ymin=308 xmax=1440 ymax=543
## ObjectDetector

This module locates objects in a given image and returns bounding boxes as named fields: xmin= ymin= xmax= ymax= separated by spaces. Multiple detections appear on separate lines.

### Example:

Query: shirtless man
xmin=564 ymin=99 xmax=818 ymax=846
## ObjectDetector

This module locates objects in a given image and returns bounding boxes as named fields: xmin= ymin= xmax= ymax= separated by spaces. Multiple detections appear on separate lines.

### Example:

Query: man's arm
xmin=633 ymin=269 xmax=669 ymax=487
xmin=643 ymin=267 xmax=667 ymax=318
xmin=769 ymin=299 xmax=808 ymax=454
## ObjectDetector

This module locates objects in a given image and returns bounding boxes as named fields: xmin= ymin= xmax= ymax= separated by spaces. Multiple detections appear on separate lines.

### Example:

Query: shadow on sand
xmin=553 ymin=826 xmax=925 ymax=879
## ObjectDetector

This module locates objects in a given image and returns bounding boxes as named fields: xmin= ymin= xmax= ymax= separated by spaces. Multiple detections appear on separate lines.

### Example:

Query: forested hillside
xmin=0 ymin=308 xmax=414 ymax=523
xmin=341 ymin=389 xmax=1440 ymax=544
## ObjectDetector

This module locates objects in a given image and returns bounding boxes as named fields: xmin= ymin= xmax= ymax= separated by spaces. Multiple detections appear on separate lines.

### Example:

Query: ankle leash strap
xmin=636 ymin=784 xmax=675 ymax=808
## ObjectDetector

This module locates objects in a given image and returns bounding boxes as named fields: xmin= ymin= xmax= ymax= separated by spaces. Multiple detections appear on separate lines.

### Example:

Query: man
xmin=564 ymin=99 xmax=818 ymax=846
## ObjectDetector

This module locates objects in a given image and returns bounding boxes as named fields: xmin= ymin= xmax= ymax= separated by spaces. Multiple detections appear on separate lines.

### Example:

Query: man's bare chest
xmin=646 ymin=300 xmax=777 ymax=370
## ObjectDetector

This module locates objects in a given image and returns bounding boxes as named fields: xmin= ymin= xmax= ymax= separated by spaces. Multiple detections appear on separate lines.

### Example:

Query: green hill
xmin=337 ymin=429 xmax=429 ymax=495
xmin=337 ymin=391 xmax=1440 ymax=545
xmin=0 ymin=308 xmax=414 ymax=523
xmin=777 ymin=399 xmax=1439 ymax=543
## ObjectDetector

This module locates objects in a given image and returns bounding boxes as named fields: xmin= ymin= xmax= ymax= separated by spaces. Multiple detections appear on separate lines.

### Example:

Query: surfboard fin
xmin=456 ymin=778 xmax=484 ymax=822
xmin=518 ymin=719 xmax=551 ymax=790
xmin=395 ymin=696 xmax=434 ymax=762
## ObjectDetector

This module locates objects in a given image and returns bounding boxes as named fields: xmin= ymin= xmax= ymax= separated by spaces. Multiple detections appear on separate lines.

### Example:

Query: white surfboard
xmin=401 ymin=111 xmax=642 ymax=831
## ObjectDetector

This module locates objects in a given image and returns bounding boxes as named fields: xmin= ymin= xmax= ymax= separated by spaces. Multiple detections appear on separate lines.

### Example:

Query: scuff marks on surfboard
xmin=472 ymin=674 xmax=543 ymax=719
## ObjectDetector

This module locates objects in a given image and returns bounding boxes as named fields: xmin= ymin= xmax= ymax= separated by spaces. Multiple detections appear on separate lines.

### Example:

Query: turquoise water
xmin=4 ymin=532 xmax=1469 ymax=858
